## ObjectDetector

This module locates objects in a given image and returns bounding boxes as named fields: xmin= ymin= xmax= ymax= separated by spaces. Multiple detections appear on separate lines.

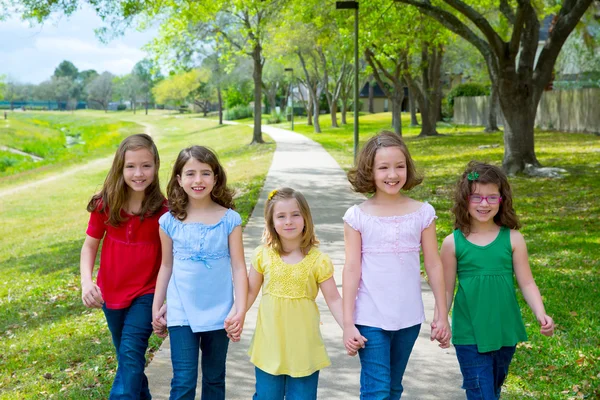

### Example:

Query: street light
xmin=284 ymin=67 xmax=294 ymax=131
xmin=336 ymin=0 xmax=359 ymax=163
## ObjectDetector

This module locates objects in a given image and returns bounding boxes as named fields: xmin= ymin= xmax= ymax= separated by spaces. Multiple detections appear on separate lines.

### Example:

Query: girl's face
xmin=373 ymin=146 xmax=407 ymax=195
xmin=177 ymin=158 xmax=216 ymax=201
xmin=123 ymin=148 xmax=156 ymax=193
xmin=272 ymin=198 xmax=305 ymax=243
xmin=468 ymin=183 xmax=501 ymax=226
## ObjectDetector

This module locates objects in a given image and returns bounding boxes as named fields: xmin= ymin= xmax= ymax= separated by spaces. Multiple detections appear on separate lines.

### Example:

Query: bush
xmin=266 ymin=112 xmax=283 ymax=124
xmin=224 ymin=105 xmax=253 ymax=121
xmin=0 ymin=156 xmax=17 ymax=172
xmin=446 ymin=83 xmax=490 ymax=118
xmin=116 ymin=104 xmax=127 ymax=111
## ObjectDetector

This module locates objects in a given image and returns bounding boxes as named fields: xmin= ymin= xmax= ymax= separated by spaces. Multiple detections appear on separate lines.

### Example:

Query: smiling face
xmin=122 ymin=148 xmax=156 ymax=194
xmin=272 ymin=198 xmax=305 ymax=244
xmin=373 ymin=146 xmax=407 ymax=196
xmin=468 ymin=182 xmax=501 ymax=226
xmin=176 ymin=158 xmax=216 ymax=202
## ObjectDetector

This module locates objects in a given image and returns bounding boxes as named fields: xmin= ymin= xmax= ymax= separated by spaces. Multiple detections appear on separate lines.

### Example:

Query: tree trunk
xmin=217 ymin=86 xmax=223 ymax=125
xmin=330 ymin=101 xmax=338 ymax=127
xmin=368 ymin=75 xmax=374 ymax=113
xmin=409 ymin=88 xmax=418 ymax=126
xmin=391 ymin=95 xmax=402 ymax=136
xmin=313 ymin=90 xmax=321 ymax=133
xmin=485 ymin=82 xmax=500 ymax=132
xmin=307 ymin=96 xmax=313 ymax=126
xmin=251 ymin=46 xmax=264 ymax=144
xmin=341 ymin=100 xmax=347 ymax=125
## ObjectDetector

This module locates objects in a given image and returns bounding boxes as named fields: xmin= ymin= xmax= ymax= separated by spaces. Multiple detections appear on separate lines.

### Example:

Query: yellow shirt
xmin=248 ymin=245 xmax=334 ymax=377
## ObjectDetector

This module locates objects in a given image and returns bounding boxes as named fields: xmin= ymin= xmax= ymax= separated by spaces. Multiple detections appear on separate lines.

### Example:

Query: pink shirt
xmin=343 ymin=202 xmax=437 ymax=330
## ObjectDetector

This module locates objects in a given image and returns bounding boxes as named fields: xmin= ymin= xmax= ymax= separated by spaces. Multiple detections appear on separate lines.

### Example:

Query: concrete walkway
xmin=145 ymin=124 xmax=464 ymax=399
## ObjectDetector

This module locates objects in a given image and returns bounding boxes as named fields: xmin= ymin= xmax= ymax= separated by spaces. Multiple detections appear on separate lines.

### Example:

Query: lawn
xmin=0 ymin=111 xmax=275 ymax=399
xmin=294 ymin=112 xmax=600 ymax=399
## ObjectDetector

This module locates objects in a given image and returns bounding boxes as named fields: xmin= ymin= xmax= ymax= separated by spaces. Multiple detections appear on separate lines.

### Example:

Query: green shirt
xmin=451 ymin=227 xmax=527 ymax=352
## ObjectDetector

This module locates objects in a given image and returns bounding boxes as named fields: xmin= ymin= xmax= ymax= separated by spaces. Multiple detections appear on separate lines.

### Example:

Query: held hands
xmin=430 ymin=316 xmax=451 ymax=349
xmin=224 ymin=306 xmax=246 ymax=342
xmin=152 ymin=304 xmax=168 ymax=338
xmin=81 ymin=281 xmax=104 ymax=308
xmin=343 ymin=326 xmax=368 ymax=357
xmin=538 ymin=314 xmax=555 ymax=337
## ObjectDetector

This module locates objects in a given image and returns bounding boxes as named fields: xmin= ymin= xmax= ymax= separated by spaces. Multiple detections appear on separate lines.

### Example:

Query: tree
xmin=132 ymin=59 xmax=161 ymax=115
xmin=0 ymin=75 xmax=6 ymax=100
xmin=87 ymin=72 xmax=114 ymax=112
xmin=53 ymin=60 xmax=79 ymax=80
xmin=395 ymin=0 xmax=594 ymax=174
xmin=152 ymin=69 xmax=211 ymax=112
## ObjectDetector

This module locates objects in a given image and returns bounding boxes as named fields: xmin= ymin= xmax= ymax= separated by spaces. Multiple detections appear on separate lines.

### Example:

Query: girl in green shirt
xmin=439 ymin=161 xmax=555 ymax=399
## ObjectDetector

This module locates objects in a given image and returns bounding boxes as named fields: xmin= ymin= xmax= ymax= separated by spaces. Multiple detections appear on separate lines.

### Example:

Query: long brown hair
xmin=167 ymin=146 xmax=235 ymax=220
xmin=263 ymin=187 xmax=319 ymax=255
xmin=87 ymin=133 xmax=165 ymax=226
xmin=348 ymin=131 xmax=422 ymax=193
xmin=452 ymin=161 xmax=521 ymax=235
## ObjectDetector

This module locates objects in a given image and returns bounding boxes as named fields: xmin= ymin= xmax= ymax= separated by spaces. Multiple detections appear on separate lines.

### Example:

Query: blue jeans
xmin=454 ymin=345 xmax=516 ymax=400
xmin=169 ymin=326 xmax=229 ymax=400
xmin=253 ymin=367 xmax=319 ymax=400
xmin=356 ymin=324 xmax=421 ymax=400
xmin=103 ymin=293 xmax=154 ymax=400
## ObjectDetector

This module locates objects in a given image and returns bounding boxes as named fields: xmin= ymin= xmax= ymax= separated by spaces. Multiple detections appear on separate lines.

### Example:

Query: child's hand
xmin=430 ymin=317 xmax=451 ymax=348
xmin=344 ymin=326 xmax=367 ymax=356
xmin=538 ymin=314 xmax=555 ymax=337
xmin=81 ymin=281 xmax=104 ymax=308
xmin=152 ymin=304 xmax=168 ymax=338
xmin=224 ymin=312 xmax=245 ymax=342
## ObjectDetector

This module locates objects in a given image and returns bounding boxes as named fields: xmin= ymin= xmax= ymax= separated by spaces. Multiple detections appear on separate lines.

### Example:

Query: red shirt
xmin=86 ymin=203 xmax=168 ymax=309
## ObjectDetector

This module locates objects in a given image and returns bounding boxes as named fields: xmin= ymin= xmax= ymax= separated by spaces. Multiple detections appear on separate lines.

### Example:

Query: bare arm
xmin=224 ymin=226 xmax=249 ymax=341
xmin=246 ymin=265 xmax=264 ymax=312
xmin=320 ymin=276 xmax=344 ymax=329
xmin=421 ymin=221 xmax=450 ymax=343
xmin=80 ymin=235 xmax=104 ymax=308
xmin=440 ymin=234 xmax=457 ymax=314
xmin=511 ymin=230 xmax=554 ymax=336
xmin=342 ymin=222 xmax=367 ymax=353
xmin=152 ymin=228 xmax=173 ymax=337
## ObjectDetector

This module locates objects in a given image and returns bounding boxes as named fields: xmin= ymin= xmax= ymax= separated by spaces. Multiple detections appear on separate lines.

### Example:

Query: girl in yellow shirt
xmin=226 ymin=187 xmax=363 ymax=399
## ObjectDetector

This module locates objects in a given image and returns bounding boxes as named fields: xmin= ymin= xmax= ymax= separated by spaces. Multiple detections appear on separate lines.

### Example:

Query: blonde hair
xmin=87 ymin=133 xmax=165 ymax=226
xmin=263 ymin=187 xmax=319 ymax=254
xmin=348 ymin=131 xmax=422 ymax=193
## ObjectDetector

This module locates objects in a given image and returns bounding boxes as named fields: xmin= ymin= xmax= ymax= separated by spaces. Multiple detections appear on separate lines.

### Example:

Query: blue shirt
xmin=159 ymin=209 xmax=242 ymax=332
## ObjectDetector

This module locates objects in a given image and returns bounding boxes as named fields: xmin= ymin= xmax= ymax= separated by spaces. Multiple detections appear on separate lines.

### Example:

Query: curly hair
xmin=452 ymin=161 xmax=521 ymax=235
xmin=348 ymin=131 xmax=422 ymax=194
xmin=87 ymin=133 xmax=165 ymax=226
xmin=262 ymin=187 xmax=319 ymax=255
xmin=166 ymin=146 xmax=235 ymax=221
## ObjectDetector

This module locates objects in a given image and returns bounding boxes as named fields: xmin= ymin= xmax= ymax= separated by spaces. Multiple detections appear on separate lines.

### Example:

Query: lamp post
xmin=284 ymin=67 xmax=294 ymax=131
xmin=336 ymin=0 xmax=359 ymax=163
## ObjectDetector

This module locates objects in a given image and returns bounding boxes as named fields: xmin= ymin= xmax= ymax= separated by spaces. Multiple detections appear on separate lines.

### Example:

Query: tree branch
xmin=499 ymin=0 xmax=516 ymax=24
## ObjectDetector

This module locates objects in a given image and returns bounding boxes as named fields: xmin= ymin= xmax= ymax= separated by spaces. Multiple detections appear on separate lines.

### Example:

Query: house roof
xmin=359 ymin=81 xmax=387 ymax=97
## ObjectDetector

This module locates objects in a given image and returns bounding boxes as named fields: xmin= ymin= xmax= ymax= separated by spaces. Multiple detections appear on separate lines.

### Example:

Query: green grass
xmin=293 ymin=112 xmax=600 ymax=399
xmin=0 ymin=112 xmax=142 ymax=179
xmin=0 ymin=111 xmax=274 ymax=399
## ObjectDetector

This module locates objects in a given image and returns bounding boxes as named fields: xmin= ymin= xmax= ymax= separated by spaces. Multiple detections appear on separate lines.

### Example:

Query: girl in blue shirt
xmin=152 ymin=145 xmax=248 ymax=400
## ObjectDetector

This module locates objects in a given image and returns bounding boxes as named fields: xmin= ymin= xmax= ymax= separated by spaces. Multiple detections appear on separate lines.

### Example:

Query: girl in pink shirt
xmin=342 ymin=131 xmax=450 ymax=399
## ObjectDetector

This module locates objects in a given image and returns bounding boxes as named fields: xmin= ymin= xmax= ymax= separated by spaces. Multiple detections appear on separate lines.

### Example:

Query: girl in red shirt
xmin=80 ymin=133 xmax=168 ymax=399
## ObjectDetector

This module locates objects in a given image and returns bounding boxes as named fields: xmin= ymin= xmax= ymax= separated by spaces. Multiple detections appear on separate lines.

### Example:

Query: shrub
xmin=266 ymin=112 xmax=283 ymax=124
xmin=446 ymin=83 xmax=490 ymax=118
xmin=224 ymin=105 xmax=253 ymax=121
xmin=0 ymin=156 xmax=17 ymax=172
xmin=116 ymin=104 xmax=127 ymax=111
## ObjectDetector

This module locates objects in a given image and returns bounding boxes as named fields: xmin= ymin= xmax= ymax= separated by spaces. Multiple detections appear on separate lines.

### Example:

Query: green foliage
xmin=266 ymin=112 xmax=284 ymax=124
xmin=224 ymin=105 xmax=253 ymax=121
xmin=224 ymin=84 xmax=253 ymax=108
xmin=447 ymin=83 xmax=490 ymax=107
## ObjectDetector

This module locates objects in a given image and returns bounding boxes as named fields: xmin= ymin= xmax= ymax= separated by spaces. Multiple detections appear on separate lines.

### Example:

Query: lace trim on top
xmin=356 ymin=203 xmax=435 ymax=255
xmin=173 ymin=249 xmax=230 ymax=262
xmin=264 ymin=248 xmax=320 ymax=299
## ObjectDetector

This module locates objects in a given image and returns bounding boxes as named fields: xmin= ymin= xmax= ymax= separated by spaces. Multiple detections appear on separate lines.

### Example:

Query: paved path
xmin=145 ymin=124 xmax=464 ymax=399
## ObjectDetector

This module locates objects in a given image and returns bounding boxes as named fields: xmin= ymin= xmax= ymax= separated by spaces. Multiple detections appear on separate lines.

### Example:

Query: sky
xmin=0 ymin=5 xmax=157 ymax=84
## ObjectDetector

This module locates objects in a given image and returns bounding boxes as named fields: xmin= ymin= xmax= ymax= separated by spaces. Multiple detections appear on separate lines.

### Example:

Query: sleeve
xmin=251 ymin=246 xmax=266 ymax=274
xmin=86 ymin=209 xmax=106 ymax=240
xmin=420 ymin=202 xmax=438 ymax=231
xmin=342 ymin=205 xmax=361 ymax=232
xmin=315 ymin=253 xmax=334 ymax=284
xmin=158 ymin=212 xmax=173 ymax=238
xmin=227 ymin=210 xmax=242 ymax=235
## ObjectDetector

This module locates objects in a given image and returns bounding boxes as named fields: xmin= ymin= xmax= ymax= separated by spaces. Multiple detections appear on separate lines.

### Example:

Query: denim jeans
xmin=356 ymin=324 xmax=421 ymax=400
xmin=103 ymin=293 xmax=154 ymax=400
xmin=168 ymin=326 xmax=229 ymax=400
xmin=454 ymin=345 xmax=516 ymax=400
xmin=253 ymin=367 xmax=319 ymax=400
